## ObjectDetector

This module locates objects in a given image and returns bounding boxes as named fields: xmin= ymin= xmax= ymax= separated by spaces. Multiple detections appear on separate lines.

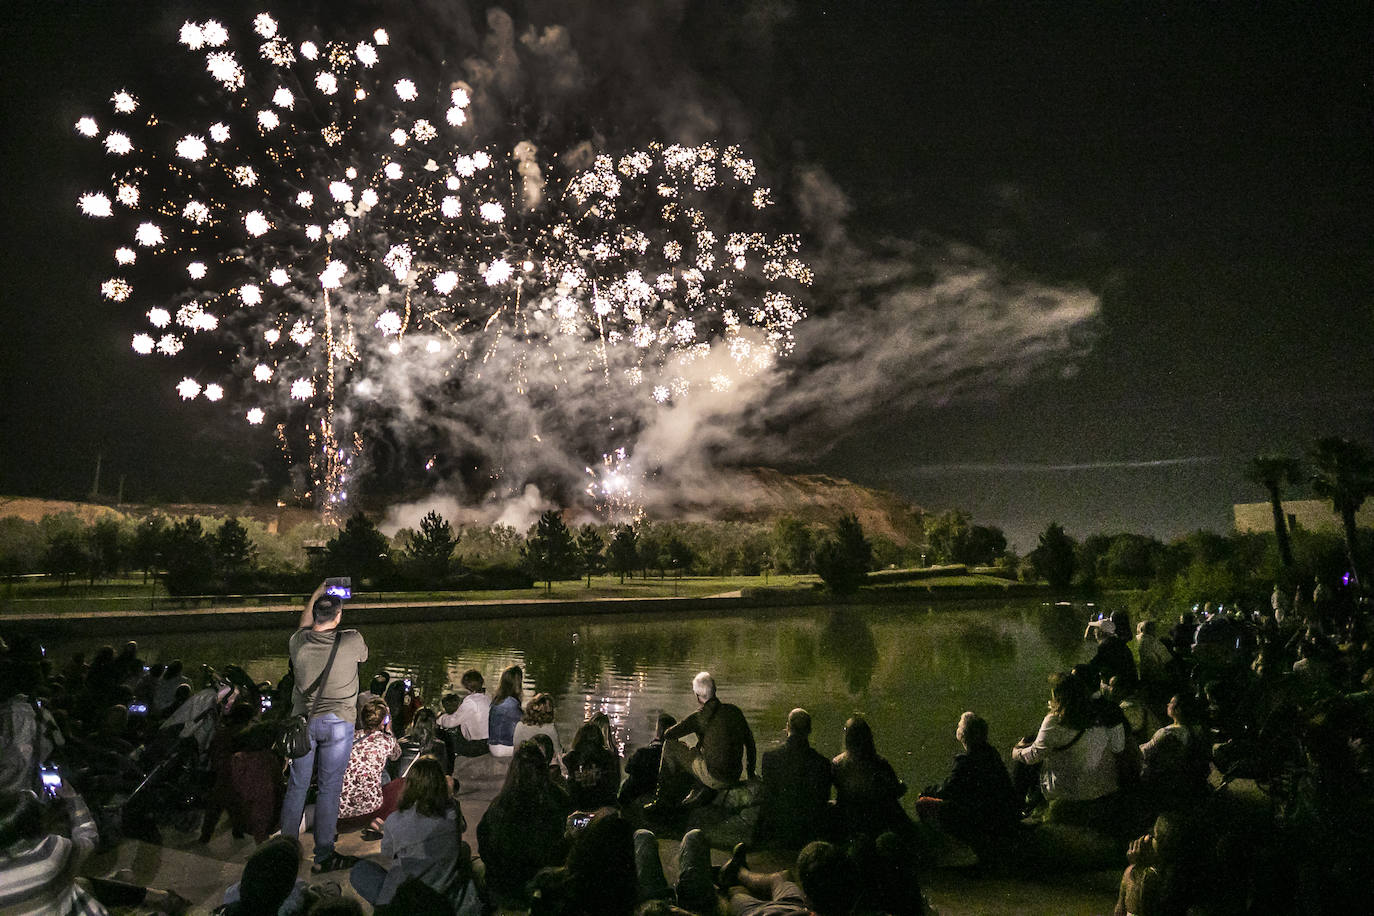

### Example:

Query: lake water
xmin=44 ymin=599 xmax=1098 ymax=788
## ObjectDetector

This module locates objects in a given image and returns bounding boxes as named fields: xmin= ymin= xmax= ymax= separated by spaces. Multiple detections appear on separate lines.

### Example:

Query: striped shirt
xmin=0 ymin=796 xmax=105 ymax=916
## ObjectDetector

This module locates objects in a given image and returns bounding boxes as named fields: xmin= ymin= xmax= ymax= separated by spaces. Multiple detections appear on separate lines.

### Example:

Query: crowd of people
xmin=2 ymin=576 xmax=1371 ymax=915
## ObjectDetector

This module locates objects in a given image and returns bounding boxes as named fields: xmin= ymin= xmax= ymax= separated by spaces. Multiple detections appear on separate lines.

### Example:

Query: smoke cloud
xmin=347 ymin=1 xmax=1100 ymax=524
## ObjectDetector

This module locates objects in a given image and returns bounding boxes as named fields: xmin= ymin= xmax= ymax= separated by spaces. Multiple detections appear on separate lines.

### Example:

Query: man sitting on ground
xmin=916 ymin=711 xmax=1018 ymax=852
xmin=645 ymin=672 xmax=756 ymax=814
xmin=756 ymin=708 xmax=832 ymax=849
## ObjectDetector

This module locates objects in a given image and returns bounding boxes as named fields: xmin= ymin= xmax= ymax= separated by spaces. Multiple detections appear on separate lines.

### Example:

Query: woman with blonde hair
xmin=512 ymin=692 xmax=565 ymax=771
xmin=1011 ymin=671 xmax=1124 ymax=814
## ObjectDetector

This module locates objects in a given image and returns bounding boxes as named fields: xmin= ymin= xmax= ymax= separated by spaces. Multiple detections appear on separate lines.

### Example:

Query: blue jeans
xmin=350 ymin=859 xmax=388 ymax=905
xmin=634 ymin=828 xmax=715 ymax=912
xmin=280 ymin=713 xmax=354 ymax=863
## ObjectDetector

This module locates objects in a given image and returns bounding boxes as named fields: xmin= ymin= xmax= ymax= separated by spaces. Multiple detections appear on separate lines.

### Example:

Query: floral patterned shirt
xmin=339 ymin=729 xmax=401 ymax=819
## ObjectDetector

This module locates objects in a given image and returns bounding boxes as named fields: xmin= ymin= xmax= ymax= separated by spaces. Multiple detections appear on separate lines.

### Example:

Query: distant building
xmin=1234 ymin=500 xmax=1374 ymax=534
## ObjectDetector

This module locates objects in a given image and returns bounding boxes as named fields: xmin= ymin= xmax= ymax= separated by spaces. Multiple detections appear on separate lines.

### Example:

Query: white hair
xmin=692 ymin=671 xmax=716 ymax=702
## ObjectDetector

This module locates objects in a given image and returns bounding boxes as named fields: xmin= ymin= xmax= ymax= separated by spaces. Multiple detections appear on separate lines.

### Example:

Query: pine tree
xmin=406 ymin=510 xmax=458 ymax=583
xmin=130 ymin=515 xmax=168 ymax=583
xmin=607 ymin=525 xmax=638 ymax=584
xmin=815 ymin=515 xmax=872 ymax=594
xmin=214 ymin=517 xmax=258 ymax=589
xmin=575 ymin=524 xmax=605 ymax=587
xmin=162 ymin=517 xmax=215 ymax=596
xmin=325 ymin=512 xmax=392 ymax=584
xmin=1031 ymin=522 xmax=1077 ymax=590
xmin=522 ymin=510 xmax=578 ymax=592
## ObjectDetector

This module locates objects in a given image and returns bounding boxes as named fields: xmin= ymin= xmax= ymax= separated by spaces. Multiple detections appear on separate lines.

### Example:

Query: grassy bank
xmin=0 ymin=571 xmax=1051 ymax=618
xmin=0 ymin=573 xmax=819 ymax=615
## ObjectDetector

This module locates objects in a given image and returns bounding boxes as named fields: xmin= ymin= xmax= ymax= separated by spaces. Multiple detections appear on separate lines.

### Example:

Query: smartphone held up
xmin=325 ymin=576 xmax=352 ymax=600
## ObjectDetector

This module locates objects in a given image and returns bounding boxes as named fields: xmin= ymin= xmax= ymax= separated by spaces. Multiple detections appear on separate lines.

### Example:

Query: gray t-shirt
xmin=289 ymin=628 xmax=368 ymax=723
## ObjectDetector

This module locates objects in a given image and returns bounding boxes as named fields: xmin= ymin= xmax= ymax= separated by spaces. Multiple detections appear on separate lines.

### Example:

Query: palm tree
xmin=1309 ymin=437 xmax=1374 ymax=584
xmin=1245 ymin=454 xmax=1303 ymax=567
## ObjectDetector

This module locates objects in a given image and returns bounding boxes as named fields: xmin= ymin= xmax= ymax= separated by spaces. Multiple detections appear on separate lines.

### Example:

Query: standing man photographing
xmin=280 ymin=581 xmax=368 ymax=873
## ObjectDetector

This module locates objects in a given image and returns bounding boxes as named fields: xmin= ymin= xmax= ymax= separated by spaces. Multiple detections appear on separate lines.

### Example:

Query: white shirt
xmin=454 ymin=692 xmax=491 ymax=740
xmin=1014 ymin=713 xmax=1124 ymax=802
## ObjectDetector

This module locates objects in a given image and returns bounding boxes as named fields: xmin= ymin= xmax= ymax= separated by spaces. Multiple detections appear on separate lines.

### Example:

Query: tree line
xmin=1027 ymin=436 xmax=1374 ymax=613
xmin=2 ymin=435 xmax=1367 ymax=601
xmin=0 ymin=507 xmax=878 ymax=597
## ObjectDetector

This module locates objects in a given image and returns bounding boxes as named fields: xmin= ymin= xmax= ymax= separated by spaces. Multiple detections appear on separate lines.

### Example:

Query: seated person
xmin=349 ymin=756 xmax=472 ymax=907
xmin=916 ymin=711 xmax=1018 ymax=849
xmin=619 ymin=713 xmax=674 ymax=806
xmin=756 ymin=708 xmax=832 ymax=849
xmin=1110 ymin=676 xmax=1165 ymax=747
xmin=1085 ymin=618 xmax=1138 ymax=692
xmin=564 ymin=719 xmax=621 ymax=811
xmin=338 ymin=699 xmax=403 ymax=836
xmin=530 ymin=732 xmax=572 ymax=797
xmin=645 ymin=672 xmax=756 ymax=814
xmin=633 ymin=826 xmax=717 ymax=913
xmin=219 ymin=835 xmax=310 ymax=916
xmin=487 ymin=666 xmax=524 ymax=758
xmin=1 ymin=783 xmax=189 ymax=915
xmin=477 ymin=742 xmax=572 ymax=909
xmin=356 ymin=673 xmax=389 ymax=725
xmin=395 ymin=708 xmax=449 ymax=777
xmin=1136 ymin=620 xmax=1176 ymax=701
xmin=1114 ymin=813 xmax=1188 ymax=916
xmin=528 ymin=811 xmax=639 ymax=916
xmin=1140 ymin=693 xmax=1210 ymax=807
xmin=1011 ymin=672 xmax=1125 ymax=814
xmin=512 ymin=692 xmax=565 ymax=772
xmin=716 ymin=839 xmax=859 ymax=916
xmin=447 ymin=670 xmax=491 ymax=758
xmin=831 ymin=715 xmax=912 ymax=841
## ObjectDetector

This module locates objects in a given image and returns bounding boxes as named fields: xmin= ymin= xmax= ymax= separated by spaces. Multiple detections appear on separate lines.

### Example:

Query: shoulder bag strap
xmin=303 ymin=633 xmax=343 ymax=719
xmin=1056 ymin=728 xmax=1087 ymax=752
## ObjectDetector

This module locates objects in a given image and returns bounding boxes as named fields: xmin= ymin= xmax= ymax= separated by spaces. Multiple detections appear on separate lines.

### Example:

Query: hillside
xmin=1 ymin=469 xmax=927 ymax=546
xmin=656 ymin=467 xmax=926 ymax=547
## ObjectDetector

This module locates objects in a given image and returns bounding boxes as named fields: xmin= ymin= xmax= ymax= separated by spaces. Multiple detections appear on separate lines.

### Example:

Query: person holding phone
xmin=1 ymin=780 xmax=190 ymax=914
xmin=280 ymin=580 xmax=369 ymax=874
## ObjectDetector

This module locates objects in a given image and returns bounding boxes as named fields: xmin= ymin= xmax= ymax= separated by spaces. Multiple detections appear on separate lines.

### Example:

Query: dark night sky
xmin=2 ymin=0 xmax=1372 ymax=549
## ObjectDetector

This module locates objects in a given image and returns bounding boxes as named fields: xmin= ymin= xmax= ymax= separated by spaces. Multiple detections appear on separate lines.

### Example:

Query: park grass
xmin=0 ymin=573 xmax=822 ymax=615
xmin=868 ymin=573 xmax=1024 ymax=589
xmin=0 ymin=571 xmax=1042 ymax=617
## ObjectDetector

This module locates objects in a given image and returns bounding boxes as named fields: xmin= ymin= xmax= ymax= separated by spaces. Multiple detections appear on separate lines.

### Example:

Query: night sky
xmin=2 ymin=0 xmax=1371 ymax=549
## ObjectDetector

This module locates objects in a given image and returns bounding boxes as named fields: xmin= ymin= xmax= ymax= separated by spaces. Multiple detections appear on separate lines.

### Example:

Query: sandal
xmin=311 ymin=852 xmax=359 ymax=874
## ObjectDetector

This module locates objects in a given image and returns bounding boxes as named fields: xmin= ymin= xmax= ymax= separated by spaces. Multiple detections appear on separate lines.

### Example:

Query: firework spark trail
xmin=74 ymin=10 xmax=811 ymax=517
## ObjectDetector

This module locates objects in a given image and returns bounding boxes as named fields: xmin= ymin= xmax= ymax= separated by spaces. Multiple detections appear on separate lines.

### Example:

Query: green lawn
xmin=0 ymin=571 xmax=1045 ymax=617
xmin=0 ymin=573 xmax=822 ymax=615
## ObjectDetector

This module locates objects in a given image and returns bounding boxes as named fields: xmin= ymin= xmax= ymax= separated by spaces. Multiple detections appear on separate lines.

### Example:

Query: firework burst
xmin=75 ymin=10 xmax=809 ymax=518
